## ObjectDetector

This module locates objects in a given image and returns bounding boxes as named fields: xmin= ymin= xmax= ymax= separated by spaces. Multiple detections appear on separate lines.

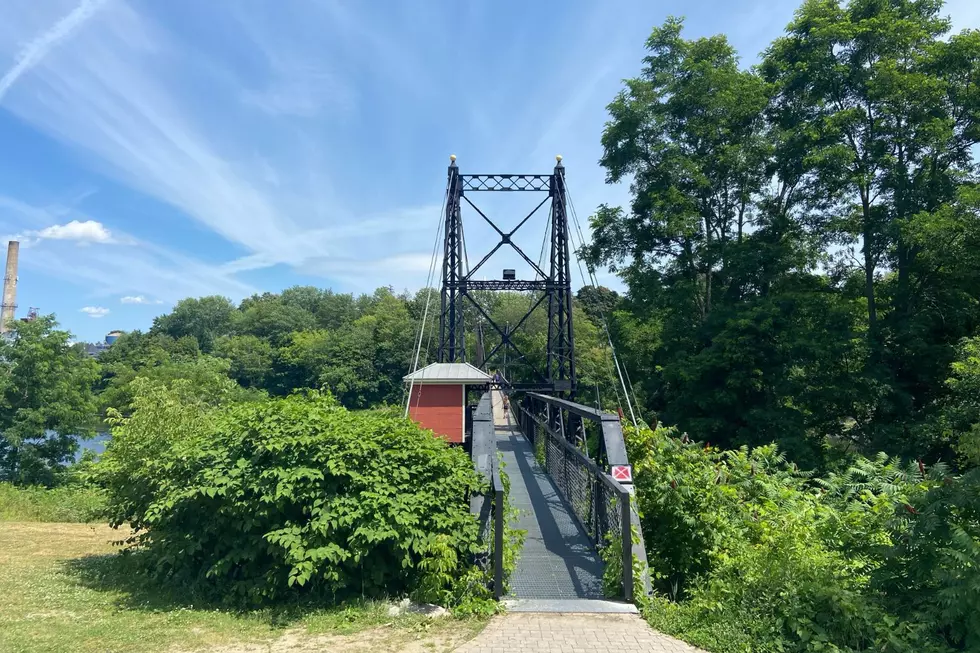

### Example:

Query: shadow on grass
xmin=61 ymin=551 xmax=389 ymax=629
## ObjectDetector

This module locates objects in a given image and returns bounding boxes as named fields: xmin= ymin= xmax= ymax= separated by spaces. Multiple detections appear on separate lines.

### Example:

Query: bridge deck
xmin=492 ymin=392 xmax=605 ymax=599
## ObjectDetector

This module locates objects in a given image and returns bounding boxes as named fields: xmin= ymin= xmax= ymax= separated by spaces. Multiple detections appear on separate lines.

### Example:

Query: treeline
xmin=0 ymin=286 xmax=622 ymax=485
xmin=101 ymin=288 xmax=417 ymax=410
xmin=588 ymin=0 xmax=980 ymax=470
xmin=103 ymin=286 xmax=620 ymax=411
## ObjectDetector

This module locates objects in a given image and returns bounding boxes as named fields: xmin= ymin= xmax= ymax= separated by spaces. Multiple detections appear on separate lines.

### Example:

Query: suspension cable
xmin=404 ymin=184 xmax=449 ymax=417
xmin=565 ymin=186 xmax=640 ymax=431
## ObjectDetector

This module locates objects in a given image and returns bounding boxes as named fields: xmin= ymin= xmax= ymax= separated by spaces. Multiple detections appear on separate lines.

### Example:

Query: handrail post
xmin=621 ymin=489 xmax=633 ymax=601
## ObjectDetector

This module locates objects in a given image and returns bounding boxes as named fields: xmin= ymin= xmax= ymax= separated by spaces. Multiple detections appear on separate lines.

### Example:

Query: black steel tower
xmin=438 ymin=157 xmax=465 ymax=363
xmin=437 ymin=155 xmax=576 ymax=397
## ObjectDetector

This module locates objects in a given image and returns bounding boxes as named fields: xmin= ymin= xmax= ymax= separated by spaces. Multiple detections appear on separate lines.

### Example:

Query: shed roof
xmin=403 ymin=362 xmax=492 ymax=384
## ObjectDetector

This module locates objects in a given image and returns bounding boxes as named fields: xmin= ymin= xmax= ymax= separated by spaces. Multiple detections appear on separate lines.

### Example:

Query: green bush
xmin=626 ymin=424 xmax=977 ymax=652
xmin=0 ymin=482 xmax=105 ymax=522
xmin=95 ymin=380 xmax=486 ymax=606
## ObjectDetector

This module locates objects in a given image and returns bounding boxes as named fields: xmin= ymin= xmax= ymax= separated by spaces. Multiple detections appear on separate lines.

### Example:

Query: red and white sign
xmin=611 ymin=465 xmax=633 ymax=483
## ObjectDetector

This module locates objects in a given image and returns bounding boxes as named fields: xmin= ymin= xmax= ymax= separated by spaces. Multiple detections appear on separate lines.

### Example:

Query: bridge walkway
xmin=490 ymin=390 xmax=605 ymax=600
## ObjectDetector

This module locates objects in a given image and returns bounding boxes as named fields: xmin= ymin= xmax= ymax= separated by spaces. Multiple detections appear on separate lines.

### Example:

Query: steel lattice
xmin=462 ymin=174 xmax=552 ymax=192
xmin=464 ymin=280 xmax=551 ymax=291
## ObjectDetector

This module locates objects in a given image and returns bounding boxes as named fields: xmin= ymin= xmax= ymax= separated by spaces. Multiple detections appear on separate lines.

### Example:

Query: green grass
xmin=640 ymin=595 xmax=759 ymax=653
xmin=0 ymin=483 xmax=106 ymax=522
xmin=0 ymin=522 xmax=487 ymax=653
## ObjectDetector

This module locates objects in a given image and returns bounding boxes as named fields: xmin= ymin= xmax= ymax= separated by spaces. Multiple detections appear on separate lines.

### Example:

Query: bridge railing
xmin=516 ymin=392 xmax=650 ymax=602
xmin=469 ymin=392 xmax=506 ymax=600
xmin=491 ymin=445 xmax=505 ymax=600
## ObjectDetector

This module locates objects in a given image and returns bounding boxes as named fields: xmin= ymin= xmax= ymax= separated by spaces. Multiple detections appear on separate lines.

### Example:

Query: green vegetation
xmin=0 ymin=317 xmax=100 ymax=486
xmin=588 ymin=0 xmax=980 ymax=469
xmin=0 ymin=483 xmax=105 ymax=522
xmin=0 ymin=522 xmax=486 ymax=653
xmin=627 ymin=423 xmax=980 ymax=652
xmin=584 ymin=1 xmax=980 ymax=650
xmin=0 ymin=1 xmax=976 ymax=650
xmin=95 ymin=381 xmax=491 ymax=608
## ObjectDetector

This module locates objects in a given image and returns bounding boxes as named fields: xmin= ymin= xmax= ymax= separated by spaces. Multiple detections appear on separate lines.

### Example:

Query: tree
xmin=236 ymin=293 xmax=316 ymax=346
xmin=280 ymin=285 xmax=326 ymax=316
xmin=593 ymin=17 xmax=770 ymax=322
xmin=0 ymin=316 xmax=100 ymax=485
xmin=575 ymin=286 xmax=621 ymax=326
xmin=925 ymin=337 xmax=980 ymax=468
xmin=213 ymin=335 xmax=274 ymax=389
xmin=151 ymin=296 xmax=235 ymax=353
xmin=315 ymin=291 xmax=360 ymax=330
xmin=278 ymin=290 xmax=416 ymax=408
xmin=763 ymin=0 xmax=954 ymax=334
xmin=101 ymin=354 xmax=260 ymax=415
xmin=587 ymin=18 xmax=868 ymax=462
xmin=761 ymin=1 xmax=980 ymax=454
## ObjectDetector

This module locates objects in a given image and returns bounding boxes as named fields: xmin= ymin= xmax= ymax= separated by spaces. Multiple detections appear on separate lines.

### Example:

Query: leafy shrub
xmin=0 ymin=482 xmax=105 ymax=522
xmin=877 ymin=467 xmax=980 ymax=651
xmin=95 ymin=381 xmax=485 ymax=606
xmin=626 ymin=424 xmax=977 ymax=652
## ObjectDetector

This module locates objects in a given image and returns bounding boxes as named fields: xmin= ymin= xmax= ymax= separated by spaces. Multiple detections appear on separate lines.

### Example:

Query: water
xmin=75 ymin=432 xmax=110 ymax=461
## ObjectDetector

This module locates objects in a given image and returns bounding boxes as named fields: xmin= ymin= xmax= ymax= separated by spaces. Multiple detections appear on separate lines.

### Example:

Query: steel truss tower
xmin=437 ymin=156 xmax=576 ymax=397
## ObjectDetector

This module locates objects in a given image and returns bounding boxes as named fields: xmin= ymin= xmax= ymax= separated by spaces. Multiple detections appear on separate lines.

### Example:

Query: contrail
xmin=0 ymin=0 xmax=109 ymax=102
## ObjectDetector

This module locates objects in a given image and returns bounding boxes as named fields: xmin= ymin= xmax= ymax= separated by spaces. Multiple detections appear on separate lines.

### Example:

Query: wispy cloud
xmin=120 ymin=295 xmax=162 ymax=305
xmin=80 ymin=305 xmax=109 ymax=318
xmin=0 ymin=195 xmax=255 ymax=303
xmin=0 ymin=0 xmax=109 ymax=102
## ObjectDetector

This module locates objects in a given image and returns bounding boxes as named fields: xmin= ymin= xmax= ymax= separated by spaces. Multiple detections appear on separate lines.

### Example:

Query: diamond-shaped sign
xmin=611 ymin=465 xmax=633 ymax=483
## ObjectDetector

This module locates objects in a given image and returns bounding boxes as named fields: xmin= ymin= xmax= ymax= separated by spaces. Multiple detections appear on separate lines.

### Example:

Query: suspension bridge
xmin=403 ymin=156 xmax=654 ymax=612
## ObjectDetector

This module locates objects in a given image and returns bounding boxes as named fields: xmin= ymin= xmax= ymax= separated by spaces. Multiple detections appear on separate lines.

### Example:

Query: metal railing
xmin=469 ymin=392 xmax=506 ymax=599
xmin=491 ymin=449 xmax=505 ymax=600
xmin=517 ymin=392 xmax=650 ymax=601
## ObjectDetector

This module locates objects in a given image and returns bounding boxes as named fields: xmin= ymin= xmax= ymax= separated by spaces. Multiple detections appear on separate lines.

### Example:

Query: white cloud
xmin=0 ymin=195 xmax=256 ymax=304
xmin=37 ymin=219 xmax=112 ymax=243
xmin=80 ymin=305 xmax=109 ymax=318
xmin=0 ymin=0 xmax=109 ymax=102
xmin=120 ymin=295 xmax=162 ymax=305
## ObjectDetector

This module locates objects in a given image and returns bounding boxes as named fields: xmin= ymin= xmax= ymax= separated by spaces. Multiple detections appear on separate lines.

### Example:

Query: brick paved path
xmin=455 ymin=613 xmax=706 ymax=653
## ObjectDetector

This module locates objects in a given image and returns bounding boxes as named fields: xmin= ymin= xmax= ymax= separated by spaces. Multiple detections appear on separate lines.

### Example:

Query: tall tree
xmin=0 ymin=317 xmax=100 ymax=485
xmin=594 ymin=17 xmax=770 ymax=322
xmin=763 ymin=0 xmax=980 ymax=453
xmin=151 ymin=296 xmax=236 ymax=353
xmin=762 ymin=0 xmax=978 ymax=338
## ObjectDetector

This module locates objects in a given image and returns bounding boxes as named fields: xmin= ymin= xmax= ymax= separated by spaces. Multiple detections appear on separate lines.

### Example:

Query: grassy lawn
xmin=0 ymin=522 xmax=487 ymax=653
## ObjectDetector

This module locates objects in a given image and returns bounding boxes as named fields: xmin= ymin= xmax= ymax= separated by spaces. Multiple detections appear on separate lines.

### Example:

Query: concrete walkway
xmin=455 ymin=613 xmax=706 ymax=653
xmin=491 ymin=391 xmax=605 ymax=600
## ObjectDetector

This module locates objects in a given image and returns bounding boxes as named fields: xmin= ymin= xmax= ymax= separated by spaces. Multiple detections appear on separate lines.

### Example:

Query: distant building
xmin=81 ymin=330 xmax=124 ymax=358
xmin=82 ymin=342 xmax=108 ymax=358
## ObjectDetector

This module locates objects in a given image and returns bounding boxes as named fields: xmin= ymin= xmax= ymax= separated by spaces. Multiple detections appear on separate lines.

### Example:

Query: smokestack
xmin=1 ymin=241 xmax=19 ymax=334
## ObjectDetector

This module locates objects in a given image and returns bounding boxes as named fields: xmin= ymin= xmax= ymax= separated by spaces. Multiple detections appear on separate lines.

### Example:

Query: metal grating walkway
xmin=494 ymin=407 xmax=605 ymax=599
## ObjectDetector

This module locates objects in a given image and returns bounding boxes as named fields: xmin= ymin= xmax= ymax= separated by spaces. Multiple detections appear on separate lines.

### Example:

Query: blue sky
xmin=0 ymin=0 xmax=977 ymax=342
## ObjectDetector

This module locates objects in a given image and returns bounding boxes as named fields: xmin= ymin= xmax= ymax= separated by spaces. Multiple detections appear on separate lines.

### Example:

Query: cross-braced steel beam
xmin=437 ymin=157 xmax=576 ymax=398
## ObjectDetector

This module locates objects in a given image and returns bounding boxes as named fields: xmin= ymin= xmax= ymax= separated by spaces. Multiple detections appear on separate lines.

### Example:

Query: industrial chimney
xmin=1 ymin=241 xmax=19 ymax=334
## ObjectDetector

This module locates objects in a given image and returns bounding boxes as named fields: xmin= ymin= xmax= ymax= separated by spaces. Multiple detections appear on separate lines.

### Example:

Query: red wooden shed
xmin=403 ymin=362 xmax=492 ymax=443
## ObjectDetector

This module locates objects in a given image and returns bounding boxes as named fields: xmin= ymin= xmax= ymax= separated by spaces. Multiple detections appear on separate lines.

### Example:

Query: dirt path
xmin=178 ymin=623 xmax=479 ymax=653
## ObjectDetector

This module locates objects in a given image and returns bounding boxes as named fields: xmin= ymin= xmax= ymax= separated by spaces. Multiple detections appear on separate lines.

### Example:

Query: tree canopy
xmin=588 ymin=2 xmax=980 ymax=468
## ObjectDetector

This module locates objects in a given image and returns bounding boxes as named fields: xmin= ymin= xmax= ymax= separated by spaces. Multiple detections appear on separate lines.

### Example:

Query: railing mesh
xmin=522 ymin=401 xmax=630 ymax=573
